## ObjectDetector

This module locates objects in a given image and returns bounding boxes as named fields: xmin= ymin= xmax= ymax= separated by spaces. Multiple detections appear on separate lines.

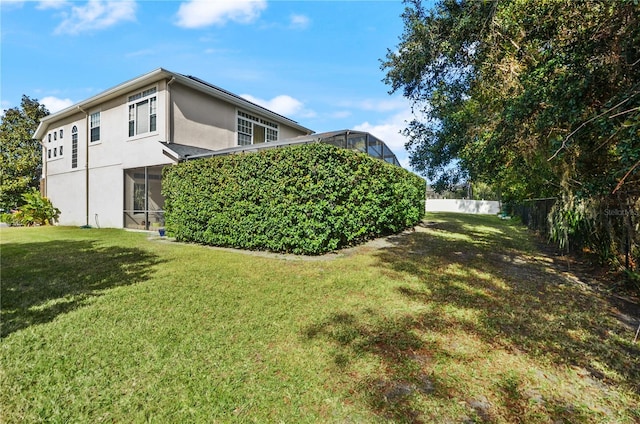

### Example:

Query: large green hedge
xmin=162 ymin=143 xmax=425 ymax=254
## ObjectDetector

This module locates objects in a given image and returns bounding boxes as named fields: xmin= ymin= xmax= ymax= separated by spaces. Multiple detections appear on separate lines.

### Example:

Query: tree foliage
xmin=383 ymin=0 xmax=640 ymax=272
xmin=0 ymin=95 xmax=49 ymax=210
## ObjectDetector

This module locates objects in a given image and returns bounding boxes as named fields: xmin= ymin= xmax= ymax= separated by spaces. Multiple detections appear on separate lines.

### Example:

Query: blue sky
xmin=1 ymin=0 xmax=426 ymax=169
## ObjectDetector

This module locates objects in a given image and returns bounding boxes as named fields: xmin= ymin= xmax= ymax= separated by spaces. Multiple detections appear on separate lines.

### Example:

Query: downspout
xmin=77 ymin=106 xmax=89 ymax=226
xmin=166 ymin=76 xmax=176 ymax=144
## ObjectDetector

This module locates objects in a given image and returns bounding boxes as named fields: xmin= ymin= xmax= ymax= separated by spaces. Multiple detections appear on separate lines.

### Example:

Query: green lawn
xmin=1 ymin=214 xmax=639 ymax=423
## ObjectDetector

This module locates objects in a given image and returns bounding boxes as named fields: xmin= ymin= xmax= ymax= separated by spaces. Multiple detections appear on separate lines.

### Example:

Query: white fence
xmin=425 ymin=199 xmax=501 ymax=215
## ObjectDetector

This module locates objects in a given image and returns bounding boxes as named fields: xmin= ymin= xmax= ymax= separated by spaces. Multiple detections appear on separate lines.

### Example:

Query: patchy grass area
xmin=1 ymin=214 xmax=639 ymax=423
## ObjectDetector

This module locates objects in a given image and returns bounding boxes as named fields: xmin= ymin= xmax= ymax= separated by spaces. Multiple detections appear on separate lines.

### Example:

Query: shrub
xmin=14 ymin=189 xmax=60 ymax=226
xmin=0 ymin=212 xmax=19 ymax=226
xmin=163 ymin=143 xmax=425 ymax=254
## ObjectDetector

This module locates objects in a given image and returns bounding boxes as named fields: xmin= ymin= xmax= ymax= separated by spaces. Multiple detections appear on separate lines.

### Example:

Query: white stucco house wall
xmin=34 ymin=68 xmax=404 ymax=230
xmin=33 ymin=68 xmax=314 ymax=229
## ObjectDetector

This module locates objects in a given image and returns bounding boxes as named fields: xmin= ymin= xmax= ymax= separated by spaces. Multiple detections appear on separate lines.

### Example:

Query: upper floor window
xmin=236 ymin=110 xmax=278 ymax=146
xmin=71 ymin=126 xmax=78 ymax=169
xmin=60 ymin=129 xmax=63 ymax=139
xmin=46 ymin=130 xmax=63 ymax=161
xmin=90 ymin=112 xmax=100 ymax=142
xmin=128 ymin=87 xmax=157 ymax=137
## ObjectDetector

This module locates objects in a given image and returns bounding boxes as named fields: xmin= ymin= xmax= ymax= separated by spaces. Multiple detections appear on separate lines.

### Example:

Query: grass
xmin=1 ymin=213 xmax=639 ymax=423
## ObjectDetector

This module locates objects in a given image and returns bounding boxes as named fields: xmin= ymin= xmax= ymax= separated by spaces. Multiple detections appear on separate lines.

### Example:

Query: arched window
xmin=71 ymin=126 xmax=78 ymax=169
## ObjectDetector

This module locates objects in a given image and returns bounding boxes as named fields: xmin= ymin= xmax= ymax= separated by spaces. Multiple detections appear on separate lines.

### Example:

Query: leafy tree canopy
xmin=0 ymin=95 xmax=49 ymax=210
xmin=383 ymin=0 xmax=640 ymax=201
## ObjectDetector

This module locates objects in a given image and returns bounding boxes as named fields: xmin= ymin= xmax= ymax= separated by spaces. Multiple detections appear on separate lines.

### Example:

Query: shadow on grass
xmin=1 ymin=239 xmax=162 ymax=338
xmin=305 ymin=215 xmax=640 ymax=423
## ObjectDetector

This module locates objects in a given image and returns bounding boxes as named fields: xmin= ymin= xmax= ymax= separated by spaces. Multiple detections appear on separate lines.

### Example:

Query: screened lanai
xmin=288 ymin=130 xmax=401 ymax=166
xmin=177 ymin=129 xmax=401 ymax=166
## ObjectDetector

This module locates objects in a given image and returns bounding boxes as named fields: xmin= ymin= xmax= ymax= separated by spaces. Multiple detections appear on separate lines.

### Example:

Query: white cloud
xmin=175 ymin=0 xmax=266 ymax=28
xmin=37 ymin=0 xmax=70 ymax=9
xmin=396 ymin=156 xmax=411 ymax=170
xmin=240 ymin=94 xmax=315 ymax=118
xmin=203 ymin=47 xmax=232 ymax=55
xmin=41 ymin=96 xmax=74 ymax=113
xmin=54 ymin=0 xmax=137 ymax=35
xmin=353 ymin=109 xmax=413 ymax=154
xmin=125 ymin=49 xmax=154 ymax=58
xmin=289 ymin=13 xmax=309 ymax=29
xmin=341 ymin=97 xmax=409 ymax=113
xmin=354 ymin=110 xmax=417 ymax=172
xmin=330 ymin=110 xmax=352 ymax=119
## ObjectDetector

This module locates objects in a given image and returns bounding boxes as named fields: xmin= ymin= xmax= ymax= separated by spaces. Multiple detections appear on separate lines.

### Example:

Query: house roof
xmin=282 ymin=129 xmax=366 ymax=143
xmin=33 ymin=68 xmax=314 ymax=139
xmin=160 ymin=142 xmax=216 ymax=161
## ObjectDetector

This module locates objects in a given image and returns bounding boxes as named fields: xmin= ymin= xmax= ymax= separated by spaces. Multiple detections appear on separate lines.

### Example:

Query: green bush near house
xmin=1 ymin=188 xmax=61 ymax=226
xmin=162 ymin=143 xmax=425 ymax=254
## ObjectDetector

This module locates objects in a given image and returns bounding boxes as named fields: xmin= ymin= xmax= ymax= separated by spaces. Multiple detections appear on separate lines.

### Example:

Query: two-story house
xmin=34 ymin=68 xmax=402 ymax=230
xmin=33 ymin=68 xmax=314 ymax=229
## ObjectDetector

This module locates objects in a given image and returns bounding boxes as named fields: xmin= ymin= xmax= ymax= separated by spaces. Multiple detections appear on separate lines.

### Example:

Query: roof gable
xmin=34 ymin=68 xmax=313 ymax=139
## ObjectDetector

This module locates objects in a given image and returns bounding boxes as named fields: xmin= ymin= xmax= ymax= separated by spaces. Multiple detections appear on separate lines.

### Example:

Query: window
xmin=48 ymin=134 xmax=51 ymax=143
xmin=237 ymin=117 xmax=252 ymax=146
xmin=54 ymin=131 xmax=57 ymax=141
xmin=367 ymin=137 xmax=382 ymax=158
xmin=266 ymin=128 xmax=278 ymax=142
xmin=128 ymin=87 xmax=157 ymax=137
xmin=48 ymin=149 xmax=51 ymax=159
xmin=90 ymin=112 xmax=100 ymax=142
xmin=236 ymin=110 xmax=279 ymax=146
xmin=59 ymin=145 xmax=63 ymax=156
xmin=60 ymin=129 xmax=63 ymax=139
xmin=53 ymin=147 xmax=57 ymax=157
xmin=71 ymin=126 xmax=78 ymax=168
xmin=347 ymin=135 xmax=366 ymax=153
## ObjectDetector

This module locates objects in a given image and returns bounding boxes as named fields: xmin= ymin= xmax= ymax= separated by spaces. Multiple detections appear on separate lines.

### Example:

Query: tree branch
xmin=608 ymin=105 xmax=640 ymax=120
xmin=548 ymin=91 xmax=639 ymax=161
xmin=612 ymin=158 xmax=640 ymax=194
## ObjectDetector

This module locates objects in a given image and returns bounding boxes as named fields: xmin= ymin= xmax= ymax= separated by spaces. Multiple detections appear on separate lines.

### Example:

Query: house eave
xmin=34 ymin=68 xmax=174 ymax=140
xmin=33 ymin=67 xmax=314 ymax=140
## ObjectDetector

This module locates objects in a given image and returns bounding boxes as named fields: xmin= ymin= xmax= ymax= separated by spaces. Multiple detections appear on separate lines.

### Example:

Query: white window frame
xmin=236 ymin=110 xmax=279 ymax=146
xmin=46 ymin=128 xmax=64 ymax=161
xmin=128 ymin=87 xmax=158 ymax=139
xmin=90 ymin=111 xmax=101 ymax=142
xmin=71 ymin=125 xmax=78 ymax=169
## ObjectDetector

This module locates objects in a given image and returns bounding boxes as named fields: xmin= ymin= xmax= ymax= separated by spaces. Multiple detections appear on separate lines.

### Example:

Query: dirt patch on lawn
xmin=530 ymin=235 xmax=640 ymax=332
xmin=149 ymin=228 xmax=418 ymax=262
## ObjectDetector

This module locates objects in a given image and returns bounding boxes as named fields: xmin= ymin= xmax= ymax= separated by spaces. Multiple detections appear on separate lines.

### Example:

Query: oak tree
xmin=0 ymin=95 xmax=49 ymax=210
